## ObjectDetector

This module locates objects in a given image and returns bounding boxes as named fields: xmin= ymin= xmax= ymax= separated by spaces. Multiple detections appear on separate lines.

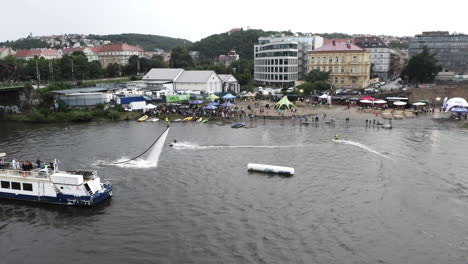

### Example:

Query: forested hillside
xmin=92 ymin=33 xmax=191 ymax=51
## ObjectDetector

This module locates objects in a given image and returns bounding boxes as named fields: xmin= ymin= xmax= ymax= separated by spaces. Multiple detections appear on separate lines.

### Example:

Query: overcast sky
xmin=2 ymin=0 xmax=467 ymax=42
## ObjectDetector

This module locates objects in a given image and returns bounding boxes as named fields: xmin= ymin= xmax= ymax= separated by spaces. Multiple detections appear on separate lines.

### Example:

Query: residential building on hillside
xmin=254 ymin=35 xmax=324 ymax=88
xmin=353 ymin=37 xmax=398 ymax=80
xmin=13 ymin=49 xmax=62 ymax=60
xmin=409 ymin=31 xmax=468 ymax=74
xmin=62 ymin=47 xmax=99 ymax=62
xmin=218 ymin=74 xmax=240 ymax=93
xmin=141 ymin=68 xmax=222 ymax=94
xmin=98 ymin=43 xmax=144 ymax=67
xmin=309 ymin=40 xmax=371 ymax=89
xmin=0 ymin=48 xmax=16 ymax=59
xmin=216 ymin=49 xmax=239 ymax=66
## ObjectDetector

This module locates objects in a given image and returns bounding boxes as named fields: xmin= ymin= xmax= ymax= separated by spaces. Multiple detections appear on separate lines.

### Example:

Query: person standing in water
xmin=334 ymin=134 xmax=340 ymax=141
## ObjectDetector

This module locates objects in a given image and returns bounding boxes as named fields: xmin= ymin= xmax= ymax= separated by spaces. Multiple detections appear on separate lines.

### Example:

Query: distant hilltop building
xmin=13 ymin=49 xmax=62 ymax=60
xmin=228 ymin=28 xmax=242 ymax=34
xmin=309 ymin=40 xmax=371 ymax=89
xmin=97 ymin=43 xmax=145 ymax=67
xmin=254 ymin=34 xmax=324 ymax=88
xmin=409 ymin=31 xmax=468 ymax=74
xmin=62 ymin=47 xmax=100 ymax=62
xmin=215 ymin=49 xmax=239 ymax=66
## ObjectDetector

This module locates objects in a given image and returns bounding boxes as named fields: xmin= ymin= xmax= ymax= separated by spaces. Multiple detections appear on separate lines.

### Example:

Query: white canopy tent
xmin=144 ymin=104 xmax=157 ymax=109
xmin=412 ymin=102 xmax=426 ymax=106
xmin=394 ymin=101 xmax=407 ymax=106
xmin=360 ymin=99 xmax=373 ymax=103
xmin=444 ymin=97 xmax=468 ymax=112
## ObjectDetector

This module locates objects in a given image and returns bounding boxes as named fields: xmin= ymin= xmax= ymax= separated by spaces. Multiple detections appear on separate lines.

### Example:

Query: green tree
xmin=401 ymin=47 xmax=442 ymax=83
xmin=150 ymin=56 xmax=168 ymax=69
xmin=106 ymin=63 xmax=122 ymax=77
xmin=170 ymin=46 xmax=193 ymax=68
xmin=305 ymin=69 xmax=330 ymax=82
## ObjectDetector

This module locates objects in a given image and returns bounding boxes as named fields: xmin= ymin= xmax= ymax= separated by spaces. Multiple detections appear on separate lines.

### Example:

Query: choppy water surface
xmin=1 ymin=117 xmax=468 ymax=264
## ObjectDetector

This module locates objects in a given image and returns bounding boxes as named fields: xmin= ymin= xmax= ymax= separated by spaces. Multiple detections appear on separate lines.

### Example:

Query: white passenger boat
xmin=0 ymin=156 xmax=112 ymax=206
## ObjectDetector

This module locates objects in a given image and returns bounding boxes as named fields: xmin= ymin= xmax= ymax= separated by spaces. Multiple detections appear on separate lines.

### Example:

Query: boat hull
xmin=0 ymin=184 xmax=112 ymax=207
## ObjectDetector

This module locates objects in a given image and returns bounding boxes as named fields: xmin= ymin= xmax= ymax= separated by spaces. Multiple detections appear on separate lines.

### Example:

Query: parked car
xmin=350 ymin=90 xmax=359 ymax=95
xmin=364 ymin=88 xmax=377 ymax=95
xmin=334 ymin=89 xmax=343 ymax=95
xmin=341 ymin=89 xmax=352 ymax=95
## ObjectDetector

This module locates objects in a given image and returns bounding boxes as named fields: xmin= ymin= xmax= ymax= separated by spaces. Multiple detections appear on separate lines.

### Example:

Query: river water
xmin=0 ymin=117 xmax=467 ymax=264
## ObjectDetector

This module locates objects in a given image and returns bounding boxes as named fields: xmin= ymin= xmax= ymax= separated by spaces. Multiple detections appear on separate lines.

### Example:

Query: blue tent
xmin=221 ymin=102 xmax=234 ymax=107
xmin=208 ymin=102 xmax=220 ymax=106
xmin=189 ymin=100 xmax=203 ymax=104
xmin=204 ymin=105 xmax=217 ymax=110
xmin=222 ymin=93 xmax=236 ymax=100
xmin=120 ymin=96 xmax=145 ymax=104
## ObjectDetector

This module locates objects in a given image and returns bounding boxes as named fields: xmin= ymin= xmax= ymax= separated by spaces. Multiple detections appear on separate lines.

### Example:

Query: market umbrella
xmin=319 ymin=94 xmax=329 ymax=99
xmin=359 ymin=96 xmax=375 ymax=101
xmin=417 ymin=99 xmax=431 ymax=104
xmin=374 ymin=100 xmax=387 ymax=104
xmin=221 ymin=102 xmax=234 ymax=107
xmin=412 ymin=102 xmax=426 ymax=106
xmin=189 ymin=100 xmax=203 ymax=104
xmin=393 ymin=101 xmax=407 ymax=106
xmin=204 ymin=105 xmax=217 ymax=110
xmin=244 ymin=92 xmax=255 ymax=97
xmin=208 ymin=101 xmax=220 ymax=106
xmin=222 ymin=93 xmax=236 ymax=100
xmin=360 ymin=99 xmax=373 ymax=103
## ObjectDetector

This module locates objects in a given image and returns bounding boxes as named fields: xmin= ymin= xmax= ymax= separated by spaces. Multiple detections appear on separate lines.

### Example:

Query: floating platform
xmin=247 ymin=163 xmax=294 ymax=175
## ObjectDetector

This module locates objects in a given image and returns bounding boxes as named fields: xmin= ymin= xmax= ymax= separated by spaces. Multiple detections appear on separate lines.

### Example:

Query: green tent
xmin=274 ymin=96 xmax=295 ymax=109
xmin=207 ymin=94 xmax=219 ymax=100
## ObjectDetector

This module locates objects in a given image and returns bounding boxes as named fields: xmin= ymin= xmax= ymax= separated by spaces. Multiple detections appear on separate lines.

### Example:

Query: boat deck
xmin=0 ymin=169 xmax=98 ymax=181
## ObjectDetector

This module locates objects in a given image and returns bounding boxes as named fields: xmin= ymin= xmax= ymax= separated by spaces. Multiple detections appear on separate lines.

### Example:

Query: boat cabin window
xmin=1 ymin=181 xmax=10 ymax=189
xmin=11 ymin=182 xmax=21 ymax=190
xmin=22 ymin=183 xmax=33 ymax=192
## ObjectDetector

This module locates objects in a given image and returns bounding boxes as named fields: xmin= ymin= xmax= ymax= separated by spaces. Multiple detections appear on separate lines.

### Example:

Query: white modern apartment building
xmin=254 ymin=35 xmax=323 ymax=88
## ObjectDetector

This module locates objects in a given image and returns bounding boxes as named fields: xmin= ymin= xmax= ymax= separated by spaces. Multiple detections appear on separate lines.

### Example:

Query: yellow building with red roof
xmin=309 ymin=40 xmax=371 ymax=89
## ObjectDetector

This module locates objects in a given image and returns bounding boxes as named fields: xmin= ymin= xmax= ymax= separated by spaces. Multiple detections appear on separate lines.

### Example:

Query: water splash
xmin=172 ymin=142 xmax=299 ymax=150
xmin=336 ymin=140 xmax=390 ymax=159
xmin=111 ymin=128 xmax=170 ymax=169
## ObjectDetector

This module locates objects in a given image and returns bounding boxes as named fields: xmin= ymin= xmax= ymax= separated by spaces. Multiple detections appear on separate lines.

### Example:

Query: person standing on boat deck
xmin=36 ymin=159 xmax=41 ymax=168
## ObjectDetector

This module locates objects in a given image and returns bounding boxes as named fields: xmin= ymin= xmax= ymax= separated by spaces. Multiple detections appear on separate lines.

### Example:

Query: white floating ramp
xmin=247 ymin=163 xmax=295 ymax=176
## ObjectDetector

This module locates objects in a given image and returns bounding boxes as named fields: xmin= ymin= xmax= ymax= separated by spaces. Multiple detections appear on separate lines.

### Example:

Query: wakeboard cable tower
xmin=113 ymin=126 xmax=170 ymax=165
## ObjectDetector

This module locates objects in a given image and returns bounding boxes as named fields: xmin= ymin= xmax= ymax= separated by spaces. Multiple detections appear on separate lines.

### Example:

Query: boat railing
xmin=0 ymin=169 xmax=49 ymax=179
